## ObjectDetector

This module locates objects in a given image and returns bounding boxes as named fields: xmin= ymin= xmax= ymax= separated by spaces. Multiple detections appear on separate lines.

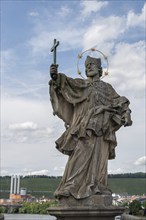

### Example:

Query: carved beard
xmin=86 ymin=67 xmax=100 ymax=77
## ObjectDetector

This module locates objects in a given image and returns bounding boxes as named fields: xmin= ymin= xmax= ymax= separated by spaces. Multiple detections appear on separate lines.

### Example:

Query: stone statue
xmin=49 ymin=55 xmax=132 ymax=202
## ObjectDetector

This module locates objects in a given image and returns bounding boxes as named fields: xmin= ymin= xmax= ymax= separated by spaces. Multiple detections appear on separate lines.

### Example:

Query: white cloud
xmin=134 ymin=156 xmax=146 ymax=166
xmin=1 ymin=96 xmax=50 ymax=126
xmin=82 ymin=15 xmax=126 ymax=50
xmin=3 ymin=126 xmax=54 ymax=144
xmin=1 ymin=48 xmax=48 ymax=101
xmin=127 ymin=3 xmax=146 ymax=28
xmin=104 ymin=41 xmax=145 ymax=96
xmin=28 ymin=31 xmax=50 ymax=55
xmin=57 ymin=5 xmax=71 ymax=17
xmin=27 ymin=2 xmax=145 ymax=60
xmin=80 ymin=1 xmax=108 ymax=18
xmin=54 ymin=166 xmax=65 ymax=176
xmin=3 ymin=168 xmax=51 ymax=176
xmin=29 ymin=11 xmax=39 ymax=17
xmin=1 ymin=49 xmax=17 ymax=74
xmin=4 ymin=123 xmax=54 ymax=144
xmin=26 ymin=169 xmax=50 ymax=176
xmin=9 ymin=121 xmax=38 ymax=131
xmin=54 ymin=166 xmax=65 ymax=171
xmin=108 ymin=168 xmax=124 ymax=174
xmin=1 ymin=96 xmax=64 ymax=144
xmin=0 ymin=170 xmax=10 ymax=176
xmin=81 ymin=4 xmax=145 ymax=52
xmin=46 ymin=127 xmax=53 ymax=134
xmin=28 ymin=14 xmax=125 ymax=56
xmin=28 ymin=29 xmax=84 ymax=55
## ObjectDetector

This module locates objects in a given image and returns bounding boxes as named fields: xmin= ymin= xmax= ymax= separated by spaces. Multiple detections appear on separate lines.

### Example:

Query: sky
xmin=0 ymin=0 xmax=146 ymax=177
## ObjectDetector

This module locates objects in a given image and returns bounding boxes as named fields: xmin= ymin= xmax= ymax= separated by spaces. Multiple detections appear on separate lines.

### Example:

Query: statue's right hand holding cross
xmin=50 ymin=39 xmax=59 ymax=81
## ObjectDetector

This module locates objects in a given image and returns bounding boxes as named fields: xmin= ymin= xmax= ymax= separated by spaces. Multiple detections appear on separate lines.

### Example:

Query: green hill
xmin=108 ymin=178 xmax=146 ymax=195
xmin=0 ymin=175 xmax=145 ymax=199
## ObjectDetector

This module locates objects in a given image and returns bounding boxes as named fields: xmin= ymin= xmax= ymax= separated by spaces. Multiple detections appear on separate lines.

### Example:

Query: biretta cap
xmin=85 ymin=56 xmax=101 ymax=67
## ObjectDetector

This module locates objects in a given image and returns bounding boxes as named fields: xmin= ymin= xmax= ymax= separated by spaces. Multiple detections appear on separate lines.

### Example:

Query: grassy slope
xmin=0 ymin=177 xmax=145 ymax=198
xmin=108 ymin=178 xmax=146 ymax=195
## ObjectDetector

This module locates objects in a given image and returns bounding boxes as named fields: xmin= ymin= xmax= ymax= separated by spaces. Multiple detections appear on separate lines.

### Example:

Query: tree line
xmin=0 ymin=172 xmax=145 ymax=178
xmin=0 ymin=200 xmax=58 ymax=214
xmin=108 ymin=172 xmax=146 ymax=178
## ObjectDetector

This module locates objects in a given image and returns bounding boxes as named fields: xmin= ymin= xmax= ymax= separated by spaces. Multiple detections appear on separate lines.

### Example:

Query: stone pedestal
xmin=48 ymin=206 xmax=124 ymax=220
xmin=48 ymin=195 xmax=125 ymax=220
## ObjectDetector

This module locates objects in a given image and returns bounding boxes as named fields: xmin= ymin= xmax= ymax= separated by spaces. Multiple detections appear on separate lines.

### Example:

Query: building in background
xmin=9 ymin=175 xmax=28 ymax=201
xmin=0 ymin=175 xmax=32 ymax=206
xmin=9 ymin=175 xmax=21 ymax=200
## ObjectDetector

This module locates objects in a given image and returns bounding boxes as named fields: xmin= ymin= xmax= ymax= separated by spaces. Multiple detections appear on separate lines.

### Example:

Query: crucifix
xmin=51 ymin=39 xmax=60 ymax=65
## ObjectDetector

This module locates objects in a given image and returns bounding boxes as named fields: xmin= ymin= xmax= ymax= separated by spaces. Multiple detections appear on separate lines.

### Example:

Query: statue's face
xmin=85 ymin=62 xmax=99 ymax=77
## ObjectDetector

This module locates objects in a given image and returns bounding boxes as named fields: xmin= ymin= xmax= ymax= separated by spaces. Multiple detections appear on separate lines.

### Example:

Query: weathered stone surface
xmin=58 ymin=195 xmax=113 ymax=208
xmin=48 ymin=195 xmax=125 ymax=219
xmin=48 ymin=206 xmax=125 ymax=220
xmin=49 ymin=56 xmax=132 ymax=201
xmin=48 ymin=54 xmax=131 ymax=220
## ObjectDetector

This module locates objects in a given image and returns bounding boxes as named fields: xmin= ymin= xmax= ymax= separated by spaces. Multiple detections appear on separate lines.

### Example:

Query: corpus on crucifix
xmin=49 ymin=40 xmax=132 ymax=204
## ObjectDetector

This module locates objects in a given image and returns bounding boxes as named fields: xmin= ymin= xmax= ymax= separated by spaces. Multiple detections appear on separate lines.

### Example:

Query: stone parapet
xmin=0 ymin=215 xmax=4 ymax=220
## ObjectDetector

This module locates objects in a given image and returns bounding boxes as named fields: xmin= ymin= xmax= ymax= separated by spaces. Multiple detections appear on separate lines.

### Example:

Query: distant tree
xmin=11 ymin=207 xmax=19 ymax=214
xmin=142 ymin=201 xmax=146 ymax=216
xmin=129 ymin=200 xmax=142 ymax=216
xmin=18 ymin=207 xmax=27 ymax=214
xmin=108 ymin=172 xmax=146 ymax=178
xmin=0 ymin=206 xmax=7 ymax=213
xmin=18 ymin=200 xmax=58 ymax=214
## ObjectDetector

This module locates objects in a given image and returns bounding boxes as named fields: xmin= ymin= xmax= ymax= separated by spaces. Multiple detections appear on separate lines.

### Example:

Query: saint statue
xmin=49 ymin=55 xmax=132 ymax=200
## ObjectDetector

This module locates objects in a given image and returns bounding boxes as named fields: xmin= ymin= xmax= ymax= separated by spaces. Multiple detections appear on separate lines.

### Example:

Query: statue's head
xmin=85 ymin=56 xmax=102 ymax=77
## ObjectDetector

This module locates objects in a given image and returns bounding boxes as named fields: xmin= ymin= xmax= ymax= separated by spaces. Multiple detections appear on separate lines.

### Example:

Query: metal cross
xmin=51 ymin=39 xmax=60 ymax=64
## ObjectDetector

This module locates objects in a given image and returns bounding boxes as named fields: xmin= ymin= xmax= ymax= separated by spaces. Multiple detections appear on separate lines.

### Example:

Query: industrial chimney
xmin=9 ymin=175 xmax=21 ymax=200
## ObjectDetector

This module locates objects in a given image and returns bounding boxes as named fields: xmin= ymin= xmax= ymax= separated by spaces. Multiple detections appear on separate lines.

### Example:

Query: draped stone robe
xmin=49 ymin=73 xmax=131 ymax=199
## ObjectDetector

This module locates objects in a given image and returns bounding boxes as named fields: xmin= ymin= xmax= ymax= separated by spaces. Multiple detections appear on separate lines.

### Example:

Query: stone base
xmin=48 ymin=206 xmax=125 ymax=220
xmin=58 ymin=195 xmax=113 ymax=208
xmin=48 ymin=195 xmax=124 ymax=220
